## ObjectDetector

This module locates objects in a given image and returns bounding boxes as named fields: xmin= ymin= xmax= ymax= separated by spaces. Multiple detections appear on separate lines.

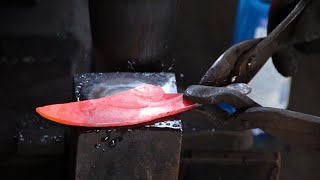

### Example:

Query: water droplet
xmin=180 ymin=74 xmax=184 ymax=78
xmin=109 ymin=139 xmax=116 ymax=148
xmin=102 ymin=148 xmax=106 ymax=152
xmin=127 ymin=129 xmax=132 ymax=132
xmin=231 ymin=76 xmax=237 ymax=82
xmin=40 ymin=135 xmax=48 ymax=144
xmin=166 ymin=123 xmax=171 ymax=126
xmin=128 ymin=61 xmax=134 ymax=70
xmin=95 ymin=129 xmax=100 ymax=133
xmin=106 ymin=129 xmax=112 ymax=133
xmin=158 ymin=122 xmax=163 ymax=125
xmin=95 ymin=142 xmax=101 ymax=149
xmin=55 ymin=136 xmax=63 ymax=142
xmin=173 ymin=124 xmax=180 ymax=127
xmin=101 ymin=136 xmax=109 ymax=142
xmin=132 ymin=140 xmax=135 ymax=143
xmin=92 ymin=165 xmax=96 ymax=169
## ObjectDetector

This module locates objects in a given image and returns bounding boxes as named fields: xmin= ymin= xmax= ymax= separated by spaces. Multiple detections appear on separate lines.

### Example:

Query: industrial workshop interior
xmin=1 ymin=0 xmax=320 ymax=179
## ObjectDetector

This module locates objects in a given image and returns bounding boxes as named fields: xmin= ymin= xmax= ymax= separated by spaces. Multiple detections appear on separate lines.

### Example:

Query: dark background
xmin=1 ymin=0 xmax=320 ymax=179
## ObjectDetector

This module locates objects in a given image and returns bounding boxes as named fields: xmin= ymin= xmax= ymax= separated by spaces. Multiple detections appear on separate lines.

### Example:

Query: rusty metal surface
xmin=71 ymin=72 xmax=183 ymax=180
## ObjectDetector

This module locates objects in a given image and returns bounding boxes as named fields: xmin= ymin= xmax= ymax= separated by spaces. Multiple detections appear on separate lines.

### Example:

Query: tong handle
xmin=226 ymin=107 xmax=320 ymax=149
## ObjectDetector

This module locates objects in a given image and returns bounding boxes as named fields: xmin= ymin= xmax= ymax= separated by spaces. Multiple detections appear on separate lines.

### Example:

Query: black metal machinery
xmin=1 ymin=0 xmax=91 ymax=179
xmin=1 ymin=0 xmax=320 ymax=179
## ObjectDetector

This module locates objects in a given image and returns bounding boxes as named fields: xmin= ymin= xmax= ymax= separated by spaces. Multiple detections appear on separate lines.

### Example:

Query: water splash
xmin=95 ymin=142 xmax=101 ymax=149
xmin=101 ymin=136 xmax=109 ymax=142
xmin=128 ymin=61 xmax=134 ymax=71
xmin=109 ymin=139 xmax=116 ymax=148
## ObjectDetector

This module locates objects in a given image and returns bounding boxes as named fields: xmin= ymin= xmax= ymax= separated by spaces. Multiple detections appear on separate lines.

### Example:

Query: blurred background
xmin=1 ymin=0 xmax=320 ymax=179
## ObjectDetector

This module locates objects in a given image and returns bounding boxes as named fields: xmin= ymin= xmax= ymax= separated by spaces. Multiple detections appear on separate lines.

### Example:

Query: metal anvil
xmin=70 ymin=72 xmax=182 ymax=180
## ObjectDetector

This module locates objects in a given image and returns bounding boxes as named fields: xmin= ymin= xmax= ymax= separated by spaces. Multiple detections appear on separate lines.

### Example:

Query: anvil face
xmin=71 ymin=72 xmax=182 ymax=179
xmin=73 ymin=72 xmax=182 ymax=129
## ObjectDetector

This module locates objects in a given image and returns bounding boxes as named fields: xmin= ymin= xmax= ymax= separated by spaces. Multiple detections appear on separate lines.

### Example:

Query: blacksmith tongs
xmin=185 ymin=0 xmax=320 ymax=149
